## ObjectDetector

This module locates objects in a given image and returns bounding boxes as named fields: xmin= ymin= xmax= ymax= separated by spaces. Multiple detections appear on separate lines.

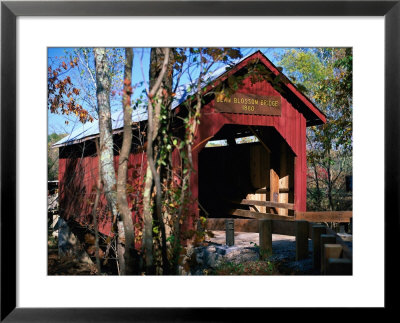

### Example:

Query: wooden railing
xmin=228 ymin=209 xmax=294 ymax=221
xmin=229 ymin=198 xmax=352 ymax=224
xmin=232 ymin=198 xmax=295 ymax=210
xmin=295 ymin=211 xmax=352 ymax=223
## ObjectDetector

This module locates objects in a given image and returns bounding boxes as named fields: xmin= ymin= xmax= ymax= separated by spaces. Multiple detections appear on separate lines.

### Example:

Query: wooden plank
xmin=279 ymin=141 xmax=289 ymax=215
xmin=288 ymin=149 xmax=295 ymax=216
xmin=264 ymin=146 xmax=271 ymax=213
xmin=255 ymin=188 xmax=290 ymax=194
xmin=229 ymin=209 xmax=295 ymax=221
xmin=205 ymin=218 xmax=259 ymax=232
xmin=214 ymin=92 xmax=281 ymax=116
xmin=247 ymin=193 xmax=265 ymax=213
xmin=231 ymin=199 xmax=295 ymax=210
xmin=248 ymin=126 xmax=271 ymax=153
xmin=295 ymin=211 xmax=352 ymax=223
xmin=270 ymin=168 xmax=279 ymax=214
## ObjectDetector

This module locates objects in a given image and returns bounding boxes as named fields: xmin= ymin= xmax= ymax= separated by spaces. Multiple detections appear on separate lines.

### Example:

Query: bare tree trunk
xmin=312 ymin=160 xmax=322 ymax=210
xmin=116 ymin=48 xmax=138 ymax=275
xmin=93 ymin=48 xmax=121 ymax=269
xmin=91 ymin=139 xmax=102 ymax=274
xmin=326 ymin=152 xmax=335 ymax=211
xmin=142 ymin=48 xmax=170 ymax=274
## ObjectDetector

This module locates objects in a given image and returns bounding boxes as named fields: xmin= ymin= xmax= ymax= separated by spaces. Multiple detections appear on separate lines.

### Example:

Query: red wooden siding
xmin=190 ymin=72 xmax=308 ymax=220
xmin=59 ymin=151 xmax=147 ymax=239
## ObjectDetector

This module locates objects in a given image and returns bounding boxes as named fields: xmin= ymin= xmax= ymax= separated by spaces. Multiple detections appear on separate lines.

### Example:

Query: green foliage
xmin=211 ymin=260 xmax=276 ymax=275
xmin=278 ymin=48 xmax=352 ymax=211
xmin=250 ymin=241 xmax=272 ymax=259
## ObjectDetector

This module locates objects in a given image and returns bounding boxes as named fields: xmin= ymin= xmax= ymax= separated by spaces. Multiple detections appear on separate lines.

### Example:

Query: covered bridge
xmin=54 ymin=50 xmax=326 ymax=237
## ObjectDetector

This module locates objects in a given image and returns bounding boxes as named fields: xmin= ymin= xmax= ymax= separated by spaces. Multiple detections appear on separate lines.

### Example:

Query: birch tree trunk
xmin=93 ymin=48 xmax=122 ymax=270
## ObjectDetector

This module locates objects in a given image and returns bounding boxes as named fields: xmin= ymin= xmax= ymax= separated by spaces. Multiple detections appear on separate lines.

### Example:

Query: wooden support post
xmin=326 ymin=258 xmax=352 ymax=275
xmin=312 ymin=225 xmax=326 ymax=270
xmin=295 ymin=220 xmax=309 ymax=260
xmin=270 ymin=169 xmax=279 ymax=214
xmin=225 ymin=219 xmax=234 ymax=246
xmin=320 ymin=234 xmax=337 ymax=273
xmin=197 ymin=219 xmax=205 ymax=233
xmin=279 ymin=142 xmax=289 ymax=216
xmin=323 ymin=244 xmax=343 ymax=275
xmin=259 ymin=219 xmax=272 ymax=259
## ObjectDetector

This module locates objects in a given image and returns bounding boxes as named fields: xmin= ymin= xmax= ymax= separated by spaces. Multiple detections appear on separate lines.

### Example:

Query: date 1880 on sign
xmin=214 ymin=92 xmax=281 ymax=116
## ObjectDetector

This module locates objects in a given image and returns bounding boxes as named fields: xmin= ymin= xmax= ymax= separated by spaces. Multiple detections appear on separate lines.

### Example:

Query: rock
xmin=187 ymin=231 xmax=349 ymax=275
xmin=191 ymin=243 xmax=259 ymax=274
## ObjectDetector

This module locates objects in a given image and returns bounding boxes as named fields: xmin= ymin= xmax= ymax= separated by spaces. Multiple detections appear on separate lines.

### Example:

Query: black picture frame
xmin=1 ymin=0 xmax=398 ymax=321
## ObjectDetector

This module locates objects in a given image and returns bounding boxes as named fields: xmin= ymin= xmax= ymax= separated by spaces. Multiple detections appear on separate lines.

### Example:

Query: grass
xmin=48 ymin=230 xmax=58 ymax=249
xmin=210 ymin=260 xmax=278 ymax=275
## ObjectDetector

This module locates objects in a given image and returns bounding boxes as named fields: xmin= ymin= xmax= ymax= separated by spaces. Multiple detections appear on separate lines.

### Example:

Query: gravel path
xmin=198 ymin=230 xmax=318 ymax=275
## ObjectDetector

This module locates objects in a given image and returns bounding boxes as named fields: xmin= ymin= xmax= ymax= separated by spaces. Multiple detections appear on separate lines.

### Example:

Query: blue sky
xmin=47 ymin=47 xmax=285 ymax=136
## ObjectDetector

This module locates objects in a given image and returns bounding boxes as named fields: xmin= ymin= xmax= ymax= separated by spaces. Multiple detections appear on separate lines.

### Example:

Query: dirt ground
xmin=48 ymin=248 xmax=98 ymax=275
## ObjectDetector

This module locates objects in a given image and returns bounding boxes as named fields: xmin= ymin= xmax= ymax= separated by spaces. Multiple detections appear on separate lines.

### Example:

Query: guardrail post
xmin=320 ymin=234 xmax=337 ymax=273
xmin=326 ymin=258 xmax=352 ymax=275
xmin=323 ymin=244 xmax=343 ymax=275
xmin=225 ymin=219 xmax=235 ymax=246
xmin=312 ymin=225 xmax=326 ymax=270
xmin=295 ymin=220 xmax=309 ymax=260
xmin=259 ymin=219 xmax=272 ymax=259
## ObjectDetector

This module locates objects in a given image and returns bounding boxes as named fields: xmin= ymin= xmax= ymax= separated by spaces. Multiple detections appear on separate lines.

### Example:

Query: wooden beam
xmin=206 ymin=218 xmax=258 ymax=232
xmin=248 ymin=126 xmax=271 ymax=153
xmin=295 ymin=211 xmax=352 ymax=223
xmin=255 ymin=188 xmax=290 ymax=194
xmin=231 ymin=199 xmax=295 ymax=210
xmin=229 ymin=209 xmax=295 ymax=221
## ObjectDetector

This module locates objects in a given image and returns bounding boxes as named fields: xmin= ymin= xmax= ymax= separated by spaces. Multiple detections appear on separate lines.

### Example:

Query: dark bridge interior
xmin=198 ymin=125 xmax=295 ymax=218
